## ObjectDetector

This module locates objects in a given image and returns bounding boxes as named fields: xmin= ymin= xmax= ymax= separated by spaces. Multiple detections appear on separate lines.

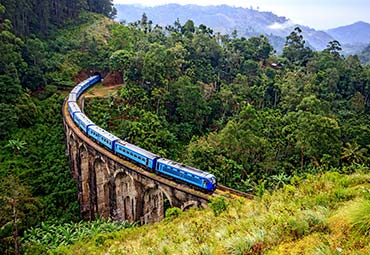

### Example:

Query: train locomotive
xmin=67 ymin=75 xmax=217 ymax=192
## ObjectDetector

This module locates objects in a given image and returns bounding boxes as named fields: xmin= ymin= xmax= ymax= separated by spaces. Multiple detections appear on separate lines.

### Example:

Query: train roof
xmin=89 ymin=125 xmax=120 ymax=142
xmin=75 ymin=112 xmax=95 ymax=126
xmin=70 ymin=75 xmax=101 ymax=97
xmin=71 ymin=86 xmax=80 ymax=95
xmin=156 ymin=158 xmax=215 ymax=179
xmin=68 ymin=102 xmax=81 ymax=113
xmin=68 ymin=93 xmax=77 ymax=102
xmin=115 ymin=139 xmax=159 ymax=159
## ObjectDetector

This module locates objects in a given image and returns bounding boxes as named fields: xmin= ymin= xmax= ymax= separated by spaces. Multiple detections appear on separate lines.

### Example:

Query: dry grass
xmin=51 ymin=170 xmax=370 ymax=255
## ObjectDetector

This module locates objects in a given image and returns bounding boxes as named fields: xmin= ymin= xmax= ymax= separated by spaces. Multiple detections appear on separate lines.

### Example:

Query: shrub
xmin=209 ymin=196 xmax=229 ymax=216
xmin=165 ymin=207 xmax=182 ymax=219
xmin=225 ymin=229 xmax=265 ymax=255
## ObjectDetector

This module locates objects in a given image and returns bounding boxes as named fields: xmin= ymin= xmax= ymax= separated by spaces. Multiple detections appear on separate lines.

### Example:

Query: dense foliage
xmin=0 ymin=5 xmax=113 ymax=254
xmin=0 ymin=5 xmax=369 ymax=254
xmin=0 ymin=0 xmax=116 ymax=36
xmin=22 ymin=218 xmax=134 ymax=253
xmin=84 ymin=17 xmax=370 ymax=193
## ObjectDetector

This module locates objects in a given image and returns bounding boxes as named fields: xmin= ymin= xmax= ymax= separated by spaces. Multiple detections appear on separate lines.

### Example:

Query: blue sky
xmin=113 ymin=0 xmax=370 ymax=30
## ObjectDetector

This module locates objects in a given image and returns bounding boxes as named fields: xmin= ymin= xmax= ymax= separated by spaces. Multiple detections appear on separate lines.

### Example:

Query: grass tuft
xmin=347 ymin=199 xmax=370 ymax=236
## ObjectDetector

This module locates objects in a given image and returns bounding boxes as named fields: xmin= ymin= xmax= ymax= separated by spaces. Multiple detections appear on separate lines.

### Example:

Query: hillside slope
xmin=52 ymin=170 xmax=370 ymax=255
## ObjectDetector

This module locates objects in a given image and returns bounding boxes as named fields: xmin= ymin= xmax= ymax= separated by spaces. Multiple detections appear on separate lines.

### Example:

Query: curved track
xmin=63 ymin=82 xmax=252 ymax=201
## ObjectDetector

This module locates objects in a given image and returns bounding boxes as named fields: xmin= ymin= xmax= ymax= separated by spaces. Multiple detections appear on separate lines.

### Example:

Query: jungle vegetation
xmin=0 ymin=1 xmax=369 ymax=254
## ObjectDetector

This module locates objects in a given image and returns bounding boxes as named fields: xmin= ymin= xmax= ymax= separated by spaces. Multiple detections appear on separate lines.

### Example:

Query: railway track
xmin=214 ymin=184 xmax=254 ymax=199
xmin=66 ymin=83 xmax=255 ymax=202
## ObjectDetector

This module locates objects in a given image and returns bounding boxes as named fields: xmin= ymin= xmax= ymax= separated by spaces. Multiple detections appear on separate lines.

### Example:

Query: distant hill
xmin=326 ymin=22 xmax=370 ymax=55
xmin=115 ymin=4 xmax=369 ymax=54
xmin=326 ymin=21 xmax=370 ymax=45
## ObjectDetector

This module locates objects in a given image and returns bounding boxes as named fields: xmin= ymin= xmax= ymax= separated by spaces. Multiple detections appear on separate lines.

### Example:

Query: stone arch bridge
xmin=63 ymin=100 xmax=213 ymax=224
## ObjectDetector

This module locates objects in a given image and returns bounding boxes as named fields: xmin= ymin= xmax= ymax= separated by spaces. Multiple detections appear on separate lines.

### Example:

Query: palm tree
xmin=341 ymin=142 xmax=368 ymax=164
xmin=5 ymin=139 xmax=27 ymax=154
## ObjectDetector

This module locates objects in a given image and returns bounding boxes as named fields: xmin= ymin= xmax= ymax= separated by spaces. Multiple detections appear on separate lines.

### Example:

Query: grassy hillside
xmin=47 ymin=168 xmax=370 ymax=255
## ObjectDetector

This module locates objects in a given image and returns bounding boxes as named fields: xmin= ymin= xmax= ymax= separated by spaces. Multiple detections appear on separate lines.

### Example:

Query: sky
xmin=113 ymin=0 xmax=370 ymax=30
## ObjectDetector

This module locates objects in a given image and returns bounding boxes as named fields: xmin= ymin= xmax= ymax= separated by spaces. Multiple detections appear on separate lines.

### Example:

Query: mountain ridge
xmin=115 ymin=4 xmax=370 ymax=54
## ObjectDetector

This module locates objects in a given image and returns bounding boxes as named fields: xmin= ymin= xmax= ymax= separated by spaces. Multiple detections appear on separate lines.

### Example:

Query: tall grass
xmin=46 ymin=170 xmax=370 ymax=255
xmin=347 ymin=199 xmax=370 ymax=236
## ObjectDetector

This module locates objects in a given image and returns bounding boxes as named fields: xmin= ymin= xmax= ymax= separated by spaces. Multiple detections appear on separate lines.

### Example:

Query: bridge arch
xmin=181 ymin=200 xmax=200 ymax=211
xmin=114 ymin=170 xmax=137 ymax=222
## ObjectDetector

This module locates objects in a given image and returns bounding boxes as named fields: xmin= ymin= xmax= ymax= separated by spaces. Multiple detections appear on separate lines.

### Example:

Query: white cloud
xmin=268 ymin=20 xmax=294 ymax=30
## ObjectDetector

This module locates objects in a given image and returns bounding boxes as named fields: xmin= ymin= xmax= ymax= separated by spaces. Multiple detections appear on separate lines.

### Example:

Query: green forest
xmin=0 ymin=1 xmax=369 ymax=254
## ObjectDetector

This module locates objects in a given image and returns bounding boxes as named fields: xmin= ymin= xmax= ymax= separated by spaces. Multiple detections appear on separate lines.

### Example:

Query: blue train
xmin=67 ymin=75 xmax=217 ymax=192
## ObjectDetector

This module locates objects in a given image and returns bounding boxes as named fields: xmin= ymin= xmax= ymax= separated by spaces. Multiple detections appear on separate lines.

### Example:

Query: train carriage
xmin=67 ymin=102 xmax=81 ymax=118
xmin=68 ymin=93 xmax=77 ymax=103
xmin=71 ymin=75 xmax=101 ymax=98
xmin=88 ymin=125 xmax=119 ymax=150
xmin=155 ymin=158 xmax=217 ymax=191
xmin=114 ymin=140 xmax=159 ymax=169
xmin=73 ymin=112 xmax=95 ymax=133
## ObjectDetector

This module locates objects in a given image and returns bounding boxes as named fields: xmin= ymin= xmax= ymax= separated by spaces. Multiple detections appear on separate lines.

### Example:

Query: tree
xmin=246 ymin=35 xmax=273 ymax=63
xmin=109 ymin=49 xmax=133 ymax=81
xmin=282 ymin=27 xmax=313 ymax=66
xmin=324 ymin=40 xmax=342 ymax=58
xmin=0 ymin=103 xmax=18 ymax=138
xmin=284 ymin=96 xmax=341 ymax=169
xmin=181 ymin=20 xmax=195 ymax=38
xmin=341 ymin=142 xmax=368 ymax=165
xmin=171 ymin=76 xmax=210 ymax=141
xmin=140 ymin=13 xmax=152 ymax=33
xmin=0 ymin=176 xmax=38 ymax=255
